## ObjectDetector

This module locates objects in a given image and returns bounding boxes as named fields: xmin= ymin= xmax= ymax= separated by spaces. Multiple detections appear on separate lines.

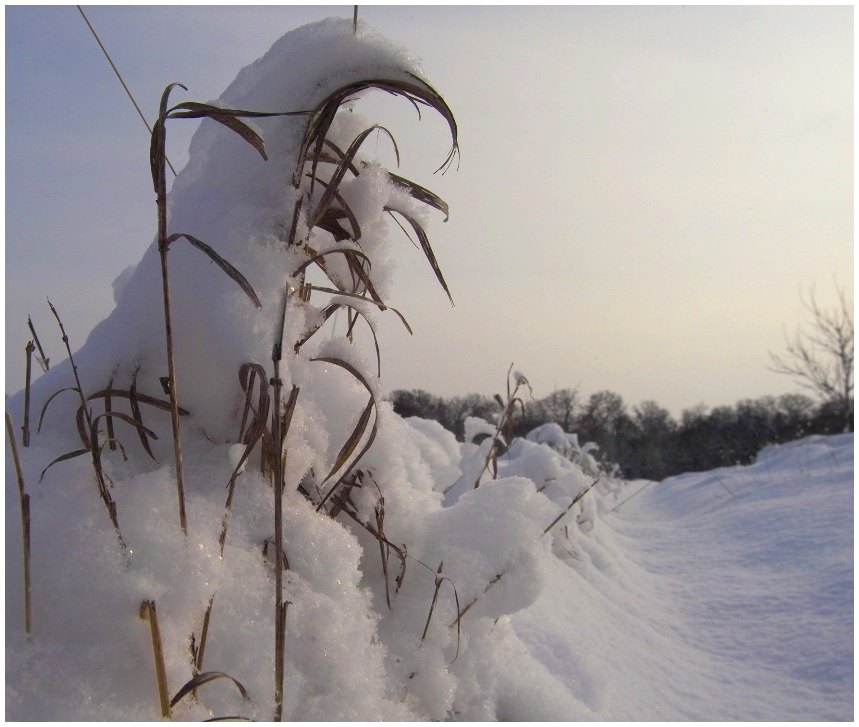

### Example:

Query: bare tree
xmin=770 ymin=287 xmax=853 ymax=431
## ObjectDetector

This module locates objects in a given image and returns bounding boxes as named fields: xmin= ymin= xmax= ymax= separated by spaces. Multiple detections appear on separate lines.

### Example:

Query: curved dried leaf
xmin=168 ymin=102 xmax=311 ymax=119
xmin=292 ymin=248 xmax=371 ymax=278
xmin=294 ymin=304 xmax=340 ymax=353
xmin=75 ymin=404 xmax=90 ymax=450
xmin=327 ymin=397 xmax=373 ymax=482
xmin=170 ymin=671 xmax=248 ymax=709
xmin=130 ymin=368 xmax=157 ymax=462
xmin=322 ymin=139 xmax=359 ymax=175
xmin=321 ymin=140 xmax=448 ymax=220
xmin=279 ymin=385 xmax=300 ymax=448
xmin=316 ymin=209 xmax=352 ymax=242
xmin=168 ymin=102 xmax=269 ymax=159
xmin=307 ymin=286 xmax=412 ymax=334
xmin=352 ymin=306 xmax=381 ymax=376
xmin=103 ymin=373 xmax=116 ymax=451
xmin=229 ymin=377 xmax=270 ymax=486
xmin=386 ymin=209 xmax=420 ymax=250
xmin=308 ymin=125 xmax=397 ymax=230
xmin=297 ymin=76 xmax=458 ymax=187
xmin=92 ymin=411 xmax=158 ymax=442
xmin=99 ymin=437 xmax=129 ymax=462
xmin=40 ymin=448 xmax=88 ymax=482
xmin=388 ymin=172 xmax=449 ymax=220
xmin=87 ymin=389 xmax=190 ymax=416
xmin=37 ymin=386 xmax=79 ymax=433
xmin=343 ymin=250 xmax=385 ymax=309
xmin=167 ymin=233 xmax=261 ymax=308
xmin=316 ymin=397 xmax=377 ymax=511
xmin=310 ymin=355 xmax=375 ymax=399
xmin=203 ymin=718 xmax=252 ymax=723
xmin=385 ymin=207 xmax=453 ymax=305
xmin=151 ymin=83 xmax=187 ymax=193
xmin=238 ymin=362 xmax=268 ymax=442
xmin=305 ymin=173 xmax=361 ymax=241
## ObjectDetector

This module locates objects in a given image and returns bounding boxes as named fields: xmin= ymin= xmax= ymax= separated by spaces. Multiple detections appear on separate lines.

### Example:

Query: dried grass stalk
xmin=138 ymin=600 xmax=171 ymax=718
xmin=23 ymin=340 xmax=34 ymax=447
xmin=27 ymin=315 xmax=50 ymax=371
xmin=6 ymin=412 xmax=31 ymax=633
xmin=151 ymin=85 xmax=280 ymax=537
xmin=451 ymin=478 xmax=600 ymax=629
xmin=47 ymin=298 xmax=125 ymax=548
xmin=331 ymin=493 xmax=460 ymax=662
xmin=271 ymin=287 xmax=294 ymax=722
xmin=104 ymin=370 xmax=117 ymax=451
xmin=421 ymin=561 xmax=445 ymax=641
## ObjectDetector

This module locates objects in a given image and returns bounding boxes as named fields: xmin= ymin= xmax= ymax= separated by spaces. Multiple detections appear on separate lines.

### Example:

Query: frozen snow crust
xmin=5 ymin=18 xmax=853 ymax=721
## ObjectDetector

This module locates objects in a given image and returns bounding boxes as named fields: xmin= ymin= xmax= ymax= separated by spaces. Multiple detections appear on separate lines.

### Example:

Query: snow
xmin=5 ymin=16 xmax=853 ymax=722
xmin=508 ymin=432 xmax=853 ymax=720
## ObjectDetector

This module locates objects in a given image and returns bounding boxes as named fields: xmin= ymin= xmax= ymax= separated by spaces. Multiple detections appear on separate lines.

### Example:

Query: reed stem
xmin=47 ymin=299 xmax=125 ymax=548
xmin=139 ymin=600 xmax=171 ymax=718
xmin=154 ymin=90 xmax=188 ymax=537
xmin=23 ymin=340 xmax=34 ymax=447
xmin=6 ymin=412 xmax=31 ymax=634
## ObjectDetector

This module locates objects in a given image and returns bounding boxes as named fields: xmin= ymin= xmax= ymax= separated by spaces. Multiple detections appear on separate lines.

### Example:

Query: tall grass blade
xmin=75 ymin=404 xmax=91 ymax=449
xmin=307 ymin=125 xmax=397 ymax=229
xmin=39 ymin=448 xmax=89 ymax=482
xmin=90 ymin=411 xmax=158 ymax=443
xmin=291 ymin=248 xmax=371 ymax=278
xmin=168 ymin=102 xmax=269 ymax=160
xmin=306 ymin=286 xmax=413 ymax=333
xmin=323 ymin=397 xmax=374 ymax=485
xmin=104 ymin=371 xmax=117 ymax=451
xmin=195 ymin=596 xmax=215 ymax=676
xmin=130 ymin=367 xmax=157 ymax=462
xmin=384 ymin=208 xmax=453 ymax=305
xmin=388 ymin=172 xmax=449 ymax=220
xmin=310 ymin=356 xmax=380 ymax=511
xmin=37 ymin=387 xmax=79 ymax=433
xmin=87 ymin=388 xmax=190 ymax=416
xmin=296 ymin=75 xmax=458 ymax=189
xmin=166 ymin=233 xmax=262 ymax=308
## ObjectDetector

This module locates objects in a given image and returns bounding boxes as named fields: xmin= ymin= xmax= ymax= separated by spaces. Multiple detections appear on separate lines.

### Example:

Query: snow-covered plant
xmin=7 ymin=21 xmax=621 ymax=721
xmin=471 ymin=364 xmax=531 ymax=487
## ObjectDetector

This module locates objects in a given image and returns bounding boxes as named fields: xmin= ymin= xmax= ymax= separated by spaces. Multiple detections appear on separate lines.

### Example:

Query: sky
xmin=5 ymin=5 xmax=854 ymax=416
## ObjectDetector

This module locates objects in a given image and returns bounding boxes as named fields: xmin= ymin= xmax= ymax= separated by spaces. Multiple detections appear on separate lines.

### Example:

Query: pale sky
xmin=5 ymin=5 xmax=854 ymax=415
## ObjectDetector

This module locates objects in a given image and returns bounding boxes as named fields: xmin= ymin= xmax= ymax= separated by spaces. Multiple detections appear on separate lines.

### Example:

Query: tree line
xmin=390 ymin=387 xmax=852 ymax=480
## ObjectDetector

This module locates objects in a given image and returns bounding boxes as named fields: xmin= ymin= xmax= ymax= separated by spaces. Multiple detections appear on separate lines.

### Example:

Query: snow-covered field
xmin=5 ymin=18 xmax=853 ymax=721
xmin=508 ymin=432 xmax=854 ymax=720
xmin=6 ymin=419 xmax=852 ymax=720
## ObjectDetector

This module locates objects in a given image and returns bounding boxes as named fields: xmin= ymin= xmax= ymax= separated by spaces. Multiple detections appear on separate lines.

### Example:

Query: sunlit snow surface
xmin=511 ymin=433 xmax=853 ymax=720
xmin=6 ymin=427 xmax=852 ymax=719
